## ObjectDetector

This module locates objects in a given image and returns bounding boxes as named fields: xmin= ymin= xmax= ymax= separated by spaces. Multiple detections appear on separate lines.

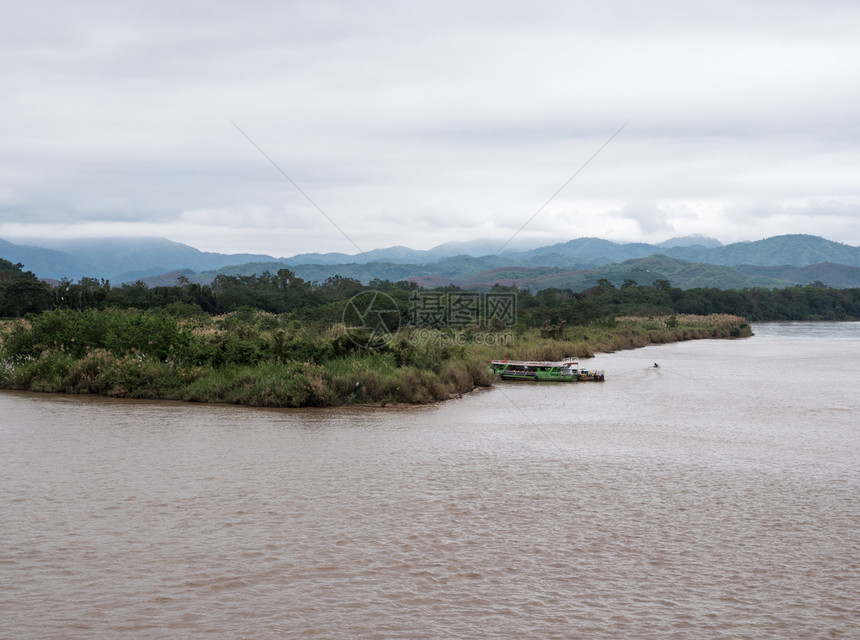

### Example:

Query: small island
xmin=10 ymin=257 xmax=856 ymax=408
xmin=1 ymin=306 xmax=748 ymax=407
xmin=0 ymin=309 xmax=751 ymax=407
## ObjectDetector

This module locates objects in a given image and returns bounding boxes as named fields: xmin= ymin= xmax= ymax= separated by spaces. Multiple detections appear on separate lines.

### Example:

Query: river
xmin=1 ymin=322 xmax=858 ymax=639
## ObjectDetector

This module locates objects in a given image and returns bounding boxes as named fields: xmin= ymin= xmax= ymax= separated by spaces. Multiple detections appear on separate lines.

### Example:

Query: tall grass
xmin=0 ymin=312 xmax=750 ymax=407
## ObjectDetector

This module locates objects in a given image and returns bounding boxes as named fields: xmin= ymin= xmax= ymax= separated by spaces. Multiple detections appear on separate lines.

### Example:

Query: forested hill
xmin=2 ymin=234 xmax=860 ymax=289
xmin=2 ymin=256 xmax=860 ymax=322
xmin=135 ymin=254 xmax=860 ymax=291
xmin=662 ymin=234 xmax=860 ymax=267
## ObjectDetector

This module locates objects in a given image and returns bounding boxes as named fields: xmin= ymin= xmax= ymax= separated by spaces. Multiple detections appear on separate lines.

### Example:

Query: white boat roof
xmin=491 ymin=358 xmax=579 ymax=367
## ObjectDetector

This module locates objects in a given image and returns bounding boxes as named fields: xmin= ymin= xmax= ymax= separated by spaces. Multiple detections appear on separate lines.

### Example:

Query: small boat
xmin=489 ymin=357 xmax=605 ymax=382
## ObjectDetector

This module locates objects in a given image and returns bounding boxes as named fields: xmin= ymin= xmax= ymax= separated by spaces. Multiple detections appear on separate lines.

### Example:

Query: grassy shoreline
xmin=1 ymin=312 xmax=751 ymax=407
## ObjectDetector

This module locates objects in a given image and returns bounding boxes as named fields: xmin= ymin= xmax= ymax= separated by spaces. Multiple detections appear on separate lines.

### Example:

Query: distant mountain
xmin=174 ymin=255 xmax=519 ymax=288
xmin=190 ymin=261 xmax=424 ymax=285
xmin=4 ymin=233 xmax=860 ymax=289
xmin=609 ymin=255 xmax=796 ymax=289
xmin=262 ymin=235 xmax=720 ymax=267
xmin=280 ymin=238 xmax=534 ymax=266
xmin=663 ymin=234 xmax=860 ymax=267
xmin=141 ymin=253 xmax=813 ymax=292
xmin=128 ymin=269 xmax=197 ymax=288
xmin=280 ymin=234 xmax=854 ymax=269
xmin=4 ymin=237 xmax=280 ymax=281
xmin=279 ymin=251 xmax=356 ymax=266
xmin=734 ymin=262 xmax=860 ymax=288
xmin=407 ymin=256 xmax=797 ymax=291
xmin=655 ymin=234 xmax=722 ymax=249
xmin=527 ymin=237 xmax=659 ymax=265
xmin=423 ymin=238 xmax=515 ymax=258
xmin=0 ymin=238 xmax=94 ymax=278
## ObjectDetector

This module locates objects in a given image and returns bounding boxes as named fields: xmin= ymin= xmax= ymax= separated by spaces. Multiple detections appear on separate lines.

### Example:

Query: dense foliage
xmin=0 ymin=306 xmax=497 ymax=406
xmin=0 ymin=307 xmax=749 ymax=407
xmin=0 ymin=258 xmax=854 ymax=407
xmin=2 ymin=259 xmax=860 ymax=323
xmin=516 ymin=279 xmax=860 ymax=323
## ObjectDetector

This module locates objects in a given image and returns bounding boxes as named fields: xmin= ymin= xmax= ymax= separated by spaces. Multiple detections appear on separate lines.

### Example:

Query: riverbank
xmin=0 ymin=311 xmax=751 ymax=407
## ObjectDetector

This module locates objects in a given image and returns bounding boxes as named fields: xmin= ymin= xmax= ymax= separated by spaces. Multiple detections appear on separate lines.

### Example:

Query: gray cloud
xmin=1 ymin=0 xmax=859 ymax=255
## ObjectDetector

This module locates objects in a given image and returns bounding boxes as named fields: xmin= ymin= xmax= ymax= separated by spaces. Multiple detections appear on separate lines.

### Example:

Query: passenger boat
xmin=489 ymin=357 xmax=605 ymax=382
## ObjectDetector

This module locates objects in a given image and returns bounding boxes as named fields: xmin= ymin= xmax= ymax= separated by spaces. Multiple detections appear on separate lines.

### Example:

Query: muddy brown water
xmin=1 ymin=322 xmax=858 ymax=638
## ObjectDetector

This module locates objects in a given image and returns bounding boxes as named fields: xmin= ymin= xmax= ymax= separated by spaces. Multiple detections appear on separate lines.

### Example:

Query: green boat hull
xmin=490 ymin=361 xmax=605 ymax=382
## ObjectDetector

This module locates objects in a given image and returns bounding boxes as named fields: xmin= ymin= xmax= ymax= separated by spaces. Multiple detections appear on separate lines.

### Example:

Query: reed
xmin=0 ymin=311 xmax=751 ymax=407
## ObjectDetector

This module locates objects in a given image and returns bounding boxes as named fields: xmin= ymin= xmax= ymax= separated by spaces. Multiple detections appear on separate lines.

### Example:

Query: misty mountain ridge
xmin=655 ymin=234 xmax=723 ymax=249
xmin=175 ymin=254 xmax=856 ymax=292
xmin=3 ymin=233 xmax=860 ymax=290
xmin=3 ymin=234 xmax=722 ymax=280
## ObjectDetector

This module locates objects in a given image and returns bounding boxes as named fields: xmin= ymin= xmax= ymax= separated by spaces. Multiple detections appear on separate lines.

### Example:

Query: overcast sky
xmin=1 ymin=0 xmax=859 ymax=257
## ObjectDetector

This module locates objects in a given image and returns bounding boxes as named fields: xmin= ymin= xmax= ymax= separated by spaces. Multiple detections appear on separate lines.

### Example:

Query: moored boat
xmin=489 ymin=357 xmax=605 ymax=382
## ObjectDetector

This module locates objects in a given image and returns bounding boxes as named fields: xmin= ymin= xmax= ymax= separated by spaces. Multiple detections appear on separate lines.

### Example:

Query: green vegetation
xmin=3 ymin=258 xmax=860 ymax=321
xmin=3 ymin=256 xmax=856 ymax=408
xmin=0 ymin=308 xmax=750 ymax=407
xmin=515 ymin=278 xmax=860 ymax=323
xmin=0 ymin=307 xmax=485 ymax=405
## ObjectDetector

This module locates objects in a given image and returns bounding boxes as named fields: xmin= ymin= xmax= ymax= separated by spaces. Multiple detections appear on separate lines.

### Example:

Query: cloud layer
xmin=2 ymin=0 xmax=859 ymax=255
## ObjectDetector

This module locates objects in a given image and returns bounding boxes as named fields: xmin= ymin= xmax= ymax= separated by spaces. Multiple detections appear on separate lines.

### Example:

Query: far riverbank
xmin=0 ymin=310 xmax=751 ymax=407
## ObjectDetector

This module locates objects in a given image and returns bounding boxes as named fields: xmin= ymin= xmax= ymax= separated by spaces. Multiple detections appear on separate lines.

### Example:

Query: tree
xmin=0 ymin=279 xmax=52 ymax=316
xmin=0 ymin=260 xmax=52 ymax=316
